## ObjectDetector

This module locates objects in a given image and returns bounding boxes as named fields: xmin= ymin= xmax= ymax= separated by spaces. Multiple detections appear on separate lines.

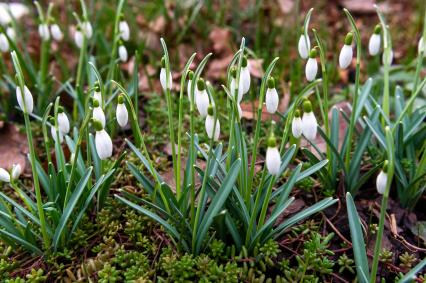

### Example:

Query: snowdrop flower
xmin=93 ymin=83 xmax=102 ymax=105
xmin=187 ymin=70 xmax=194 ymax=102
xmin=0 ymin=168 xmax=10 ymax=183
xmin=116 ymin=94 xmax=128 ymax=128
xmin=205 ymin=105 xmax=220 ymax=141
xmin=11 ymin=164 xmax=22 ymax=180
xmin=230 ymin=67 xmax=244 ymax=103
xmin=265 ymin=77 xmax=279 ymax=114
xmin=418 ymin=36 xmax=426 ymax=56
xmin=82 ymin=21 xmax=93 ymax=39
xmin=382 ymin=50 xmax=393 ymax=65
xmin=195 ymin=78 xmax=210 ymax=117
xmin=118 ymin=43 xmax=128 ymax=62
xmin=94 ymin=120 xmax=113 ymax=160
xmin=291 ymin=109 xmax=302 ymax=138
xmin=301 ymin=100 xmax=317 ymax=141
xmin=16 ymin=85 xmax=34 ymax=114
xmin=50 ymin=22 xmax=63 ymax=41
xmin=74 ymin=26 xmax=84 ymax=48
xmin=50 ymin=124 xmax=64 ymax=144
xmin=119 ymin=17 xmax=130 ymax=41
xmin=38 ymin=23 xmax=50 ymax=41
xmin=339 ymin=32 xmax=353 ymax=69
xmin=6 ymin=25 xmax=15 ymax=41
xmin=368 ymin=24 xmax=381 ymax=56
xmin=265 ymin=134 xmax=280 ymax=176
xmin=376 ymin=161 xmax=388 ymax=194
xmin=241 ymin=56 xmax=251 ymax=94
xmin=0 ymin=33 xmax=9 ymax=52
xmin=92 ymin=99 xmax=106 ymax=128
xmin=298 ymin=29 xmax=311 ymax=59
xmin=305 ymin=48 xmax=318 ymax=82
xmin=160 ymin=57 xmax=172 ymax=91
xmin=57 ymin=106 xmax=70 ymax=134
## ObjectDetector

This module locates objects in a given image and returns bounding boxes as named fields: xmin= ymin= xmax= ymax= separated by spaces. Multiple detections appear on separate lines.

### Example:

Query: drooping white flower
xmin=241 ymin=56 xmax=250 ymax=94
xmin=266 ymin=136 xmax=280 ymax=176
xmin=38 ymin=23 xmax=50 ymax=41
xmin=265 ymin=77 xmax=279 ymax=114
xmin=418 ymin=36 xmax=426 ymax=56
xmin=116 ymin=94 xmax=128 ymax=128
xmin=160 ymin=57 xmax=172 ymax=90
xmin=118 ymin=44 xmax=128 ymax=62
xmin=57 ymin=108 xmax=70 ymax=134
xmin=339 ymin=33 xmax=353 ymax=69
xmin=50 ymin=23 xmax=63 ymax=41
xmin=368 ymin=25 xmax=381 ymax=56
xmin=6 ymin=26 xmax=15 ymax=40
xmin=205 ymin=106 xmax=220 ymax=141
xmin=187 ymin=70 xmax=194 ymax=102
xmin=82 ymin=21 xmax=93 ymax=38
xmin=119 ymin=20 xmax=130 ymax=41
xmin=195 ymin=78 xmax=210 ymax=117
xmin=301 ymin=100 xmax=317 ymax=141
xmin=16 ymin=85 xmax=34 ymax=114
xmin=0 ymin=168 xmax=10 ymax=183
xmin=93 ymin=84 xmax=102 ymax=105
xmin=298 ymin=33 xmax=311 ymax=59
xmin=11 ymin=164 xmax=22 ymax=180
xmin=230 ymin=77 xmax=244 ymax=103
xmin=0 ymin=33 xmax=9 ymax=52
xmin=305 ymin=49 xmax=318 ymax=82
xmin=94 ymin=124 xmax=113 ymax=160
xmin=291 ymin=109 xmax=302 ymax=138
xmin=74 ymin=28 xmax=84 ymax=48
xmin=376 ymin=164 xmax=388 ymax=194
xmin=51 ymin=125 xmax=64 ymax=143
xmin=382 ymin=50 xmax=393 ymax=65
xmin=92 ymin=100 xmax=106 ymax=128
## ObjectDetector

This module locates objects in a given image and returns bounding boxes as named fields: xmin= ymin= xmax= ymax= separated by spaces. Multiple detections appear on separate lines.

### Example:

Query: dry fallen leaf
xmin=277 ymin=0 xmax=294 ymax=14
xmin=248 ymin=59 xmax=264 ymax=78
xmin=209 ymin=27 xmax=233 ymax=55
xmin=0 ymin=123 xmax=28 ymax=172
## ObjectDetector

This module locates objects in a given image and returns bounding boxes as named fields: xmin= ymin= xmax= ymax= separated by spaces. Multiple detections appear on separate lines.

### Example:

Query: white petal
xmin=160 ymin=68 xmax=172 ymax=90
xmin=301 ymin=112 xmax=317 ymax=141
xmin=265 ymin=88 xmax=279 ymax=114
xmin=266 ymin=147 xmax=281 ymax=176
xmin=93 ymin=107 xmax=106 ymax=128
xmin=16 ymin=85 xmax=34 ymax=114
xmin=0 ymin=168 xmax=10 ymax=183
xmin=11 ymin=164 xmax=22 ymax=180
xmin=376 ymin=171 xmax=388 ymax=194
xmin=298 ymin=35 xmax=310 ymax=59
xmin=368 ymin=33 xmax=381 ymax=56
xmin=93 ymin=91 xmax=102 ymax=105
xmin=230 ymin=78 xmax=244 ymax=102
xmin=292 ymin=117 xmax=302 ymax=138
xmin=38 ymin=24 xmax=50 ymax=41
xmin=205 ymin=115 xmax=220 ymax=141
xmin=195 ymin=89 xmax=210 ymax=117
xmin=237 ymin=103 xmax=242 ymax=120
xmin=82 ymin=22 xmax=93 ymax=38
xmin=50 ymin=24 xmax=63 ymax=41
xmin=51 ymin=126 xmax=64 ymax=143
xmin=74 ymin=30 xmax=84 ymax=48
xmin=187 ymin=80 xmax=193 ymax=102
xmin=0 ymin=33 xmax=9 ymax=52
xmin=241 ymin=66 xmax=251 ymax=94
xmin=57 ymin=112 xmax=70 ymax=134
xmin=119 ymin=21 xmax=130 ymax=41
xmin=382 ymin=50 xmax=393 ymax=65
xmin=116 ymin=103 xmax=128 ymax=128
xmin=95 ymin=129 xmax=113 ymax=160
xmin=418 ymin=37 xmax=426 ymax=57
xmin=118 ymin=45 xmax=128 ymax=62
xmin=6 ymin=27 xmax=15 ymax=40
xmin=305 ymin=58 xmax=317 ymax=82
xmin=339 ymin=44 xmax=353 ymax=69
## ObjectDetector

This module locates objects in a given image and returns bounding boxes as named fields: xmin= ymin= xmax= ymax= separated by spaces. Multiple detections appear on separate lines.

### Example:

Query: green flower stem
xmin=41 ymin=103 xmax=53 ymax=165
xmin=74 ymin=36 xmax=87 ymax=121
xmin=38 ymin=39 xmax=50 ymax=110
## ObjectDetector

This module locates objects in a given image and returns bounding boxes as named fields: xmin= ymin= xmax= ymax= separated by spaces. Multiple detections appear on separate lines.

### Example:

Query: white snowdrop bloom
xmin=301 ymin=100 xmax=317 ymax=141
xmin=418 ymin=36 xmax=426 ymax=56
xmin=50 ymin=23 xmax=63 ymax=41
xmin=74 ymin=28 xmax=84 ymax=48
xmin=265 ymin=136 xmax=280 ymax=176
xmin=11 ymin=164 xmax=22 ymax=180
xmin=93 ymin=103 xmax=106 ymax=128
xmin=205 ymin=106 xmax=220 ymax=141
xmin=241 ymin=56 xmax=251 ymax=94
xmin=160 ymin=57 xmax=172 ymax=90
xmin=82 ymin=21 xmax=93 ymax=38
xmin=16 ymin=85 xmax=34 ymax=114
xmin=0 ymin=33 xmax=9 ymax=52
xmin=38 ymin=23 xmax=50 ymax=41
xmin=94 ymin=125 xmax=113 ymax=160
xmin=118 ymin=44 xmax=128 ymax=62
xmin=339 ymin=33 xmax=354 ymax=69
xmin=265 ymin=77 xmax=279 ymax=114
xmin=6 ymin=26 xmax=15 ymax=40
xmin=298 ymin=33 xmax=311 ymax=59
xmin=0 ymin=168 xmax=10 ymax=183
xmin=368 ymin=25 xmax=381 ymax=56
xmin=119 ymin=20 xmax=130 ymax=41
xmin=116 ymin=95 xmax=128 ymax=128
xmin=51 ymin=125 xmax=64 ymax=143
xmin=382 ymin=50 xmax=393 ymax=65
xmin=230 ymin=77 xmax=244 ymax=103
xmin=305 ymin=49 xmax=318 ymax=82
xmin=187 ymin=71 xmax=194 ymax=102
xmin=93 ymin=85 xmax=102 ymax=105
xmin=57 ymin=108 xmax=70 ymax=134
xmin=376 ymin=167 xmax=388 ymax=194
xmin=291 ymin=110 xmax=302 ymax=138
xmin=195 ymin=79 xmax=210 ymax=117
xmin=237 ymin=103 xmax=242 ymax=120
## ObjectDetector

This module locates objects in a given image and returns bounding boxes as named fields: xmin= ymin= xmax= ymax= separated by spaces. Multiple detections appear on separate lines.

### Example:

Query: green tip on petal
xmin=303 ymin=100 xmax=312 ymax=113
xmin=188 ymin=70 xmax=194 ymax=80
xmin=58 ymin=106 xmax=64 ymax=113
xmin=294 ymin=109 xmax=301 ymax=118
xmin=93 ymin=119 xmax=103 ymax=131
xmin=242 ymin=56 xmax=248 ymax=67
xmin=267 ymin=134 xmax=277 ymax=148
xmin=93 ymin=99 xmax=100 ymax=108
xmin=118 ymin=94 xmax=124 ymax=104
xmin=207 ymin=104 xmax=214 ymax=116
xmin=309 ymin=48 xmax=317 ymax=58
xmin=383 ymin=160 xmax=388 ymax=173
xmin=76 ymin=25 xmax=81 ymax=31
xmin=374 ymin=24 xmax=381 ymax=34
xmin=267 ymin=77 xmax=275 ymax=89
xmin=230 ymin=66 xmax=237 ymax=78
xmin=197 ymin=78 xmax=205 ymax=91
xmin=48 ymin=117 xmax=55 ymax=124
xmin=344 ymin=32 xmax=354 ymax=45
xmin=161 ymin=57 xmax=165 ymax=68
